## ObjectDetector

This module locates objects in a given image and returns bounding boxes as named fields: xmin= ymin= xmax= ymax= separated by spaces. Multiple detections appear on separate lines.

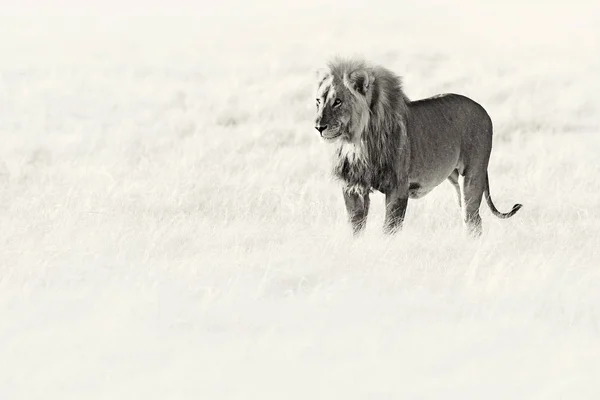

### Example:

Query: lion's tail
xmin=484 ymin=172 xmax=523 ymax=219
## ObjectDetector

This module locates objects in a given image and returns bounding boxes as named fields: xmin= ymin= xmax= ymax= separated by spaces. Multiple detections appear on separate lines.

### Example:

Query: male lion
xmin=314 ymin=57 xmax=522 ymax=236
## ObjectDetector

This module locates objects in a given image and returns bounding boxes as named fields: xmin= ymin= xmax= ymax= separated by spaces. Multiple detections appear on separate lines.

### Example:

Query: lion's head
xmin=314 ymin=59 xmax=374 ymax=143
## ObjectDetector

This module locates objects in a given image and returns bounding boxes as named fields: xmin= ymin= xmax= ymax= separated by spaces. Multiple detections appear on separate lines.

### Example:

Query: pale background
xmin=1 ymin=0 xmax=599 ymax=398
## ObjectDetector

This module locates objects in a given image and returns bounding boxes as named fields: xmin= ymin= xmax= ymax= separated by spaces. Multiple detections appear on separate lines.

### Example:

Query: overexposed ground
xmin=1 ymin=1 xmax=600 ymax=398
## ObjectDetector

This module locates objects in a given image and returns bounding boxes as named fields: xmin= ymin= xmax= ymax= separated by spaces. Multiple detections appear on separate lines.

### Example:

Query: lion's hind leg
xmin=447 ymin=169 xmax=461 ymax=209
xmin=459 ymin=172 xmax=485 ymax=237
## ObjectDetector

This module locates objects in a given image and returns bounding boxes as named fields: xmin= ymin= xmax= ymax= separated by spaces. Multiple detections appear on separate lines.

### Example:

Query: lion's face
xmin=314 ymin=76 xmax=353 ymax=142
xmin=314 ymin=68 xmax=373 ymax=143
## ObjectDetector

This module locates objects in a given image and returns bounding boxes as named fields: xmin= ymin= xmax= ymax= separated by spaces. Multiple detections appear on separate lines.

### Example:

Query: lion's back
xmin=407 ymin=93 xmax=494 ymax=177
xmin=408 ymin=93 xmax=492 ymax=145
xmin=409 ymin=93 xmax=491 ymax=131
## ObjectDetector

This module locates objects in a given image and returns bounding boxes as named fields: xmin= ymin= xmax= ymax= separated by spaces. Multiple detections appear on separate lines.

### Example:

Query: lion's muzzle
xmin=315 ymin=125 xmax=328 ymax=134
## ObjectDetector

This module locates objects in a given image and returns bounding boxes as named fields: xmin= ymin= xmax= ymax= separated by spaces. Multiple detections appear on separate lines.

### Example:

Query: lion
xmin=314 ymin=57 xmax=522 ymax=236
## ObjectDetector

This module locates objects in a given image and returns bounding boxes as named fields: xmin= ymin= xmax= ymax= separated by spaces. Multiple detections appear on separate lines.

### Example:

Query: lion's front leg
xmin=343 ymin=187 xmax=370 ymax=235
xmin=384 ymin=188 xmax=409 ymax=234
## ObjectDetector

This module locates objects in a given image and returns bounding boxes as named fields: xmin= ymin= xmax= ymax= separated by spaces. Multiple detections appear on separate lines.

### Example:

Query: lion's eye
xmin=333 ymin=99 xmax=342 ymax=107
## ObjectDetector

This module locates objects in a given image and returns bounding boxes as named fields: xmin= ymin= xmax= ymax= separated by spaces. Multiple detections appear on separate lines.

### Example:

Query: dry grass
xmin=1 ymin=1 xmax=600 ymax=398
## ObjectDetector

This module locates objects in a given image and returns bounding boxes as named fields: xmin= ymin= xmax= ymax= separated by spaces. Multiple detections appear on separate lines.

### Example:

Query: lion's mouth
xmin=321 ymin=127 xmax=343 ymax=141
xmin=322 ymin=132 xmax=342 ymax=141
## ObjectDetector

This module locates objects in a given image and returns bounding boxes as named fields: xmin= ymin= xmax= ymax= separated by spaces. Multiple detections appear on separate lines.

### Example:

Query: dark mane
xmin=329 ymin=58 xmax=410 ymax=193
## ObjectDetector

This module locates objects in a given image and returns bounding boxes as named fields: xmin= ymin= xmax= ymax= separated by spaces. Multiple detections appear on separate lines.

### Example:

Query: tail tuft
xmin=498 ymin=203 xmax=523 ymax=219
xmin=485 ymin=173 xmax=523 ymax=219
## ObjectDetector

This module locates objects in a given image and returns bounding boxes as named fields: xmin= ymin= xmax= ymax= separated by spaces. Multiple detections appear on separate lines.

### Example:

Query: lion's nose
xmin=315 ymin=125 xmax=328 ymax=134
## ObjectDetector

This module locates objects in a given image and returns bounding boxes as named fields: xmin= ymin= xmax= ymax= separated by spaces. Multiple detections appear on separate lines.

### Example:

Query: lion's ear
xmin=345 ymin=69 xmax=374 ymax=95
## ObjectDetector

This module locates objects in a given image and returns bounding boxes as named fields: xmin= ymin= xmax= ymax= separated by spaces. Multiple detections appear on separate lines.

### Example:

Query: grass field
xmin=1 ymin=1 xmax=600 ymax=398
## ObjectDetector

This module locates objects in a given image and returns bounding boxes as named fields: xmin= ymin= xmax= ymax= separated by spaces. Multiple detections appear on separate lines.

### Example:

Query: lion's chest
xmin=333 ymin=154 xmax=395 ymax=194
